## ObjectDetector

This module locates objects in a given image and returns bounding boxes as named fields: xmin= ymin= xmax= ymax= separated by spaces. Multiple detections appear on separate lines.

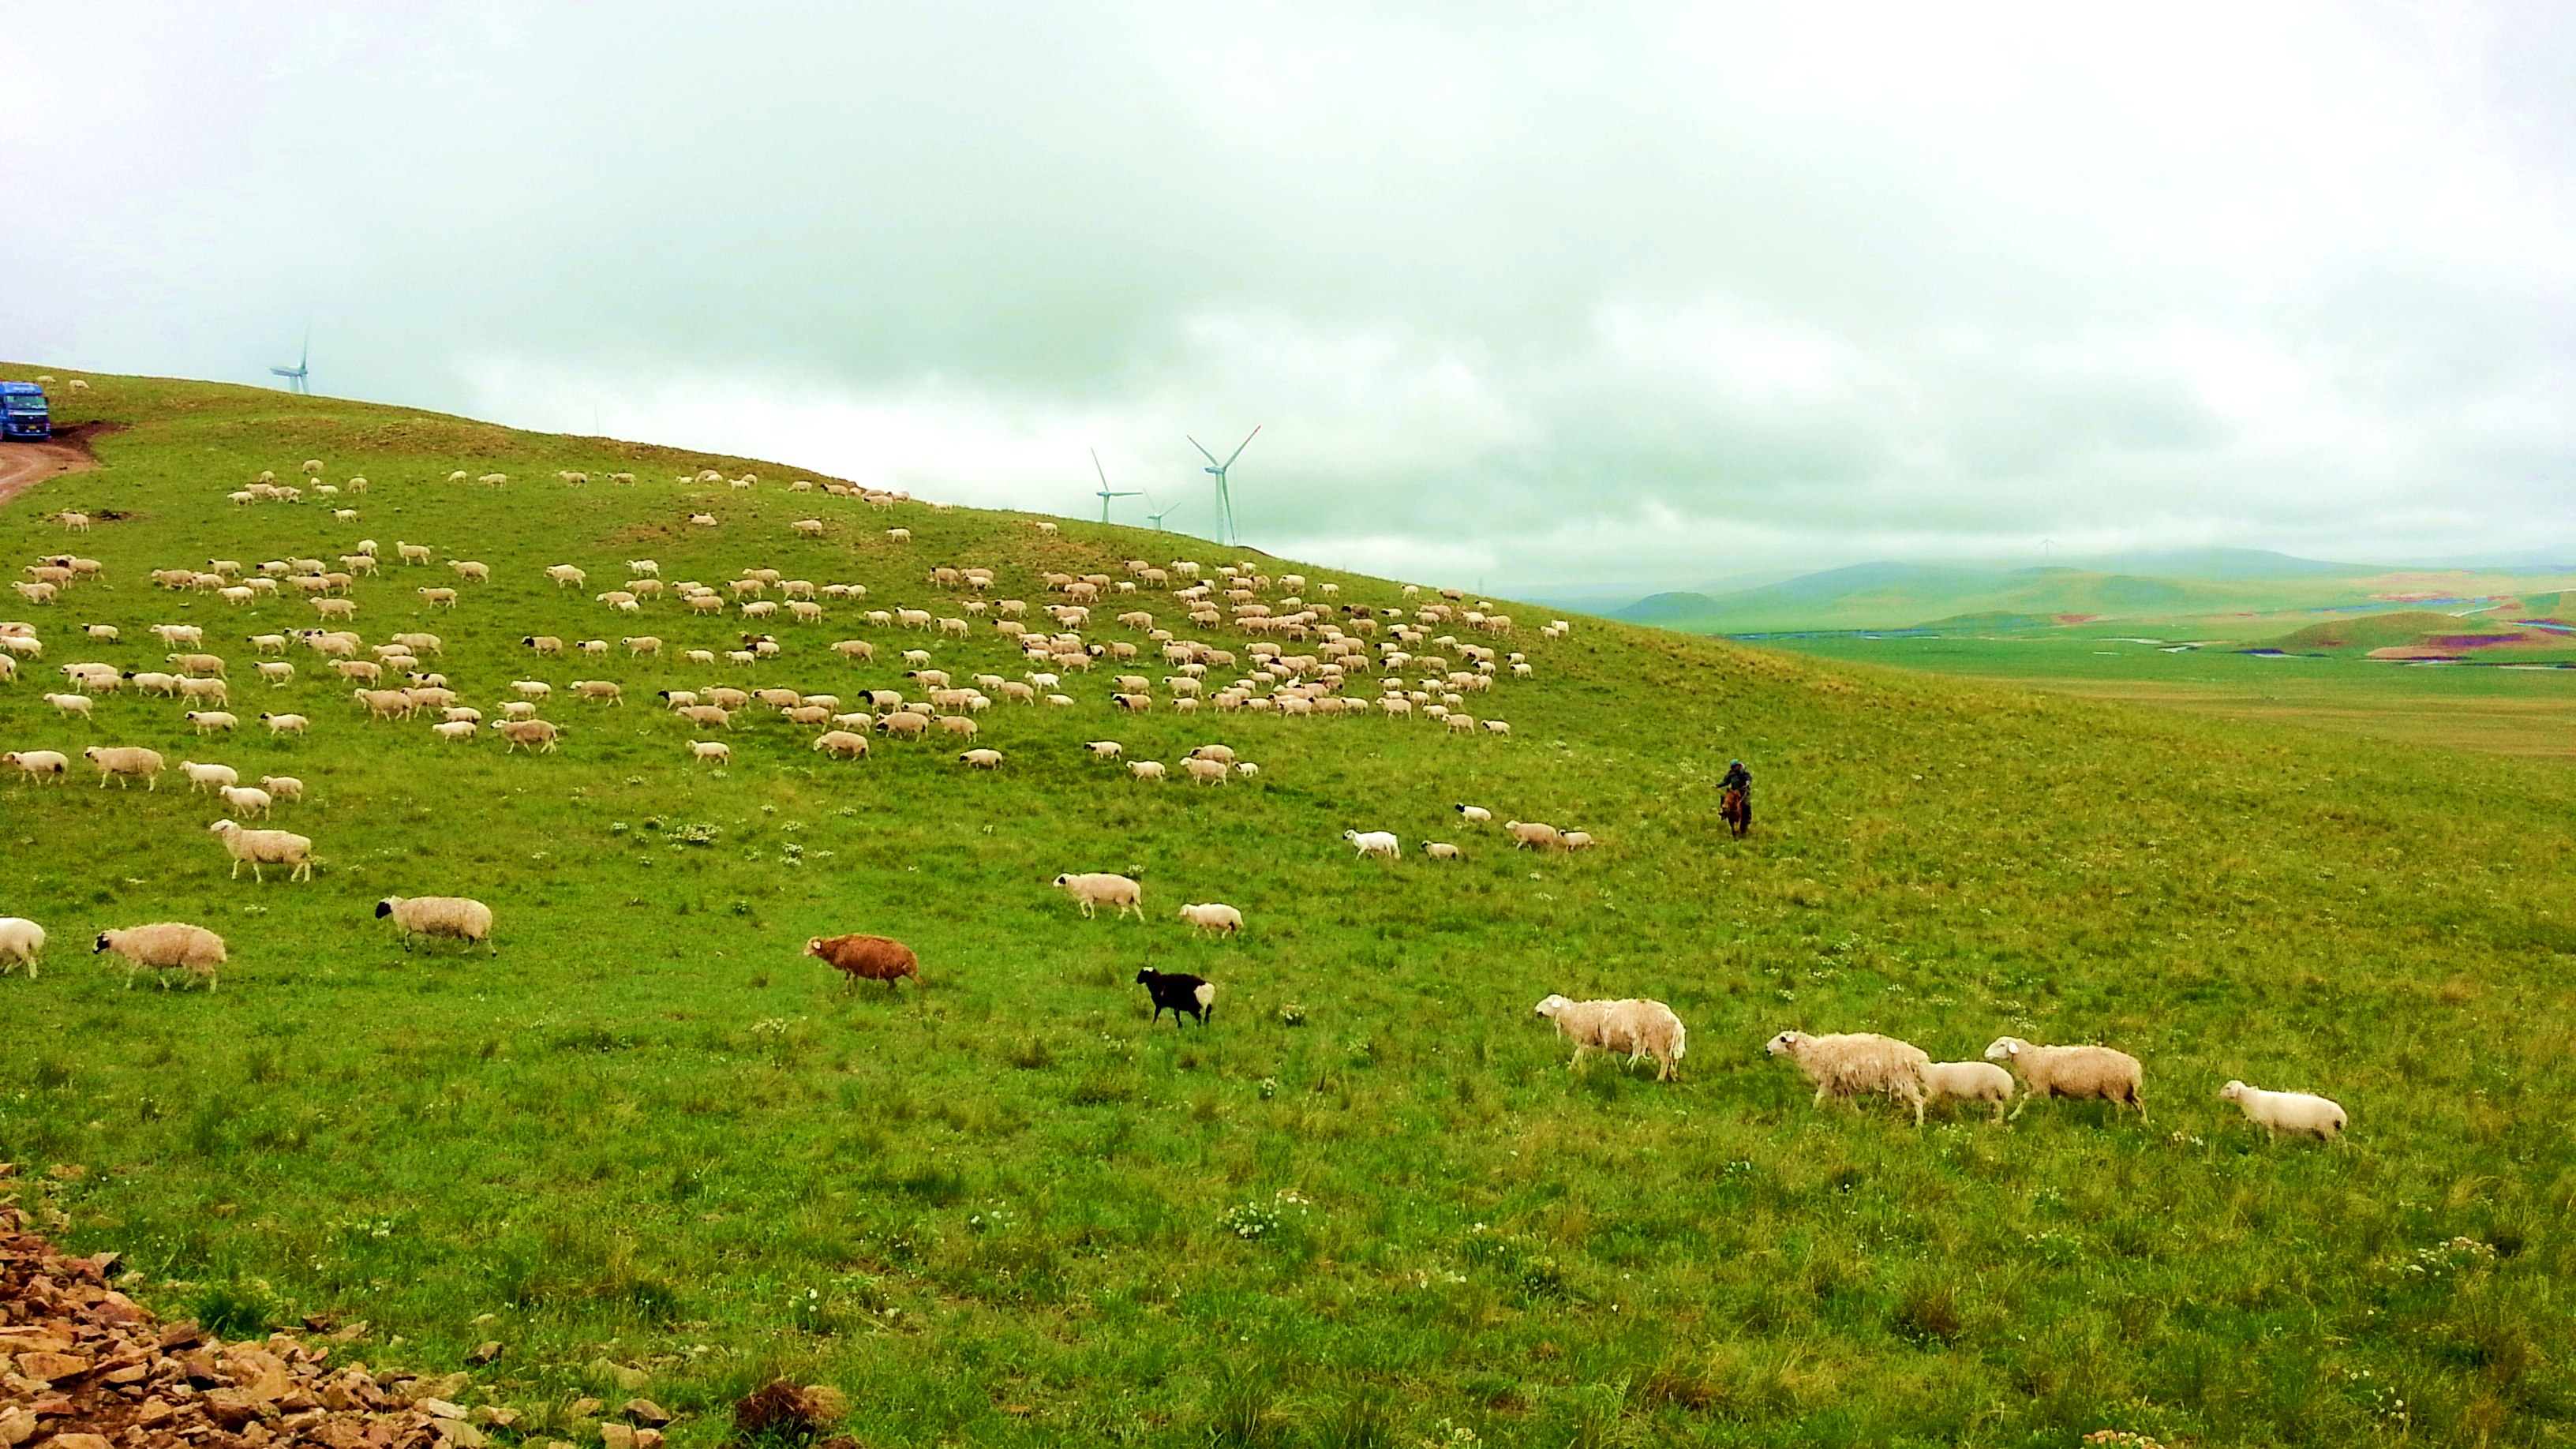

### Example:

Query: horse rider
xmin=1719 ymin=758 xmax=1753 ymax=833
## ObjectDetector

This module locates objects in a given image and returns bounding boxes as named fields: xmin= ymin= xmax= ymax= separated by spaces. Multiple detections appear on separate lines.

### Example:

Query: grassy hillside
xmin=6 ymin=369 xmax=2576 ymax=1448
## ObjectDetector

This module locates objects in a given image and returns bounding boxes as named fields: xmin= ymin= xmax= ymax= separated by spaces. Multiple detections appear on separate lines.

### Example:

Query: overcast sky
xmin=9 ymin=2 xmax=2571 ymax=595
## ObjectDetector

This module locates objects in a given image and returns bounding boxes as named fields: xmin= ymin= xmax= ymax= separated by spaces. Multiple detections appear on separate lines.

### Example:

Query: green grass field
xmin=6 ymin=369 xmax=2576 ymax=1447
xmin=1756 ymin=633 xmax=2576 ymax=762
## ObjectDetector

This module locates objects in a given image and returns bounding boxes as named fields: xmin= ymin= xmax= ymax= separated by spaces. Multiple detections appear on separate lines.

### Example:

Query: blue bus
xmin=0 ymin=381 xmax=48 ymax=441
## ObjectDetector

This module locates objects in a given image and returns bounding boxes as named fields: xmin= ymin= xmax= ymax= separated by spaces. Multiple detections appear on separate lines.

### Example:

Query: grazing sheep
xmin=958 ymin=747 xmax=1005 ymax=769
xmin=1766 ymin=1031 xmax=1932 ymax=1125
xmin=41 ymin=692 xmax=92 ymax=719
xmin=1128 ymin=760 xmax=1166 ymax=781
xmin=1422 ymin=841 xmax=1463 ymax=860
xmin=1560 ymin=831 xmax=1596 ymax=851
xmin=805 ymin=933 xmax=921 ymax=990
xmin=811 ymin=730 xmax=871 ymax=759
xmin=1086 ymin=740 xmax=1124 ymax=759
xmin=1504 ymin=820 xmax=1560 ymax=849
xmin=1455 ymin=804 xmax=1492 ymax=824
xmin=0 ymin=917 xmax=45 ymax=978
xmin=185 ymin=710 xmax=238 ymax=734
xmin=1984 ymin=1037 xmax=2147 ymax=1123
xmin=1181 ymin=757 xmax=1229 ymax=784
xmin=569 ymin=680 xmax=623 ymax=706
xmin=1136 ymin=968 xmax=1215 ymax=1027
xmin=687 ymin=739 xmax=732 ymax=763
xmin=217 ymin=784 xmax=274 ymax=818
xmin=5 ymin=750 xmax=70 ymax=784
xmin=179 ymin=760 xmax=239 ymax=793
xmin=1597 ymin=998 xmax=1687 ymax=1081
xmin=492 ymin=719 xmax=565 ymax=754
xmin=1054 ymin=872 xmax=1144 ymax=920
xmin=1920 ymin=1061 xmax=2016 ymax=1123
xmin=1342 ymin=829 xmax=1400 ymax=859
xmin=2219 ymin=1080 xmax=2346 ymax=1142
xmin=1177 ymin=902 xmax=1244 ymax=936
xmin=260 ymin=775 xmax=304 ymax=802
xmin=84 ymin=745 xmax=165 ymax=789
xmin=376 ymin=896 xmax=497 ymax=954
xmin=208 ymin=818 xmax=315 ymax=882
xmin=94 ymin=922 xmax=226 ymax=991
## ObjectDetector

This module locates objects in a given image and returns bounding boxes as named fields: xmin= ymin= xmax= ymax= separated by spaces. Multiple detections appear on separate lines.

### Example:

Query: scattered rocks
xmin=0 ymin=1205 xmax=489 ymax=1449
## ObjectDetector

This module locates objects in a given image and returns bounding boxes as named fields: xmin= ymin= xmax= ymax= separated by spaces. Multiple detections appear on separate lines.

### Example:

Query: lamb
xmin=1766 ymin=1031 xmax=1932 ymax=1125
xmin=94 ymin=923 xmax=226 ymax=990
xmin=0 ymin=918 xmax=43 ymax=978
xmin=185 ymin=710 xmax=239 ymax=734
xmin=2218 ymin=1080 xmax=2346 ymax=1142
xmin=687 ymin=739 xmax=732 ymax=763
xmin=1455 ymin=804 xmax=1492 ymax=824
xmin=1177 ymin=902 xmax=1244 ymax=936
xmin=179 ymin=760 xmax=239 ymax=793
xmin=957 ymin=747 xmax=1005 ymax=769
xmin=1086 ymin=740 xmax=1124 ymax=759
xmin=1136 ymin=968 xmax=1215 ymax=1027
xmin=4 ymin=750 xmax=70 ymax=784
xmin=208 ymin=818 xmax=316 ymax=882
xmin=376 ymin=896 xmax=497 ymax=954
xmin=217 ymin=784 xmax=274 ymax=818
xmin=1054 ymin=872 xmax=1144 ymax=920
xmin=1920 ymin=1061 xmax=2016 ymax=1123
xmin=1422 ymin=841 xmax=1463 ymax=860
xmin=1342 ymin=829 xmax=1400 ymax=859
xmin=85 ymin=746 xmax=164 ymax=789
xmin=805 ymin=933 xmax=921 ymax=990
xmin=1983 ymin=1037 xmax=2147 ymax=1123
xmin=1129 ymin=760 xmax=1166 ymax=781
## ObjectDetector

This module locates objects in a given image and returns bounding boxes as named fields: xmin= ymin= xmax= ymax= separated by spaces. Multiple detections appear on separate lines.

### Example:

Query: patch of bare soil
xmin=0 ymin=423 xmax=120 ymax=509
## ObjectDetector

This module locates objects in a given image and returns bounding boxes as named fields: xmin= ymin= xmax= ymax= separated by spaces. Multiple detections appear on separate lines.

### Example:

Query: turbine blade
xmin=1223 ymin=425 xmax=1260 ymax=468
xmin=1092 ymin=447 xmax=1109 ymax=488
xmin=1187 ymin=435 xmax=1222 ymax=466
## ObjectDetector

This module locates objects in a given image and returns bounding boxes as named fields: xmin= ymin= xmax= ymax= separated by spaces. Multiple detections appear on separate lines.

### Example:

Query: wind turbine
xmin=268 ymin=329 xmax=311 ymax=395
xmin=1092 ymin=449 xmax=1141 ymax=523
xmin=1187 ymin=426 xmax=1259 ymax=547
xmin=1144 ymin=496 xmax=1180 ymax=531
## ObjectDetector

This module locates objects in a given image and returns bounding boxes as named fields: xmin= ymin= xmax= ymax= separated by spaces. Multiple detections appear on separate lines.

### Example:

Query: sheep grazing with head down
xmin=2219 ymin=1080 xmax=2346 ymax=1143
xmin=1136 ymin=968 xmax=1215 ymax=1027
xmin=806 ymin=933 xmax=922 ymax=990
xmin=95 ymin=922 xmax=226 ymax=991
xmin=1766 ymin=1031 xmax=1932 ymax=1125
xmin=1983 ymin=1037 xmax=2146 ymax=1123
xmin=376 ymin=896 xmax=496 ymax=954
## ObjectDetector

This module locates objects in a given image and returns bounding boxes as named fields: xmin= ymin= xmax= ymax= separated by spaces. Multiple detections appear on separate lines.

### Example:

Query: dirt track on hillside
xmin=0 ymin=422 xmax=112 ymax=507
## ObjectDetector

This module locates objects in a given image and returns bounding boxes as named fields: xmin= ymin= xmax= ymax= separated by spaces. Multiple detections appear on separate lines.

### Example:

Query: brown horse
xmin=1720 ymin=785 xmax=1751 ymax=839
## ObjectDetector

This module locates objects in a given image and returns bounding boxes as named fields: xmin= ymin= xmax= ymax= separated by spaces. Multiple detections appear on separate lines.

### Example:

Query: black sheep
xmin=1136 ymin=968 xmax=1215 ymax=1027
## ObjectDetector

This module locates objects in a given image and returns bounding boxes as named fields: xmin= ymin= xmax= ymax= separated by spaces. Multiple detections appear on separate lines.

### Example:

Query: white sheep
xmin=208 ymin=818 xmax=315 ymax=882
xmin=1920 ymin=1061 xmax=2016 ymax=1123
xmin=1984 ymin=1037 xmax=2147 ymax=1123
xmin=1766 ymin=1031 xmax=1932 ymax=1125
xmin=1343 ymin=829 xmax=1400 ymax=859
xmin=1455 ymin=804 xmax=1492 ymax=824
xmin=179 ymin=760 xmax=238 ymax=793
xmin=2219 ymin=1080 xmax=2346 ymax=1142
xmin=5 ymin=750 xmax=71 ymax=784
xmin=0 ymin=917 xmax=44 ymax=978
xmin=376 ymin=896 xmax=497 ymax=954
xmin=1129 ymin=760 xmax=1166 ymax=781
xmin=1177 ymin=903 xmax=1243 ymax=936
xmin=94 ymin=922 xmax=226 ymax=990
xmin=1086 ymin=740 xmax=1124 ymax=759
xmin=260 ymin=775 xmax=304 ymax=802
xmin=1054 ymin=872 xmax=1144 ymax=920
xmin=1422 ymin=842 xmax=1463 ymax=860
xmin=1597 ymin=999 xmax=1687 ymax=1081
xmin=85 ymin=746 xmax=164 ymax=788
xmin=1504 ymin=820 xmax=1559 ymax=849
xmin=958 ymin=747 xmax=1005 ymax=769
xmin=217 ymin=784 xmax=274 ymax=818
xmin=687 ymin=739 xmax=732 ymax=763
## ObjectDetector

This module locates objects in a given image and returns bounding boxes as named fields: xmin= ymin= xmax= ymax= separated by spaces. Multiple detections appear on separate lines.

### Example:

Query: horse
xmin=1720 ymin=785 xmax=1751 ymax=839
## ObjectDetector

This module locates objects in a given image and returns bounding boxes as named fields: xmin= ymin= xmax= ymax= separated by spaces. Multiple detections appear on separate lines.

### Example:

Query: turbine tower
xmin=268 ymin=330 xmax=311 ymax=395
xmin=1144 ymin=496 xmax=1179 ymax=531
xmin=1187 ymin=426 xmax=1259 ymax=547
xmin=1092 ymin=449 xmax=1142 ymax=523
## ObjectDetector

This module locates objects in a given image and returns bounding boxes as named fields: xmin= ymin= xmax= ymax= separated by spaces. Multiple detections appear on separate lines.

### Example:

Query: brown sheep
xmin=805 ymin=933 xmax=922 ymax=990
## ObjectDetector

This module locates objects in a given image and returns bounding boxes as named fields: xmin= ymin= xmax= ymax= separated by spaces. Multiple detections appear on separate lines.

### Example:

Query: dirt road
xmin=0 ymin=423 xmax=107 ymax=507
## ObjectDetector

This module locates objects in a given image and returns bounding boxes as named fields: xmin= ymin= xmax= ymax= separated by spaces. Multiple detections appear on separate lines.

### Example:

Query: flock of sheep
xmin=3 ymin=454 xmax=2349 ymax=1141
